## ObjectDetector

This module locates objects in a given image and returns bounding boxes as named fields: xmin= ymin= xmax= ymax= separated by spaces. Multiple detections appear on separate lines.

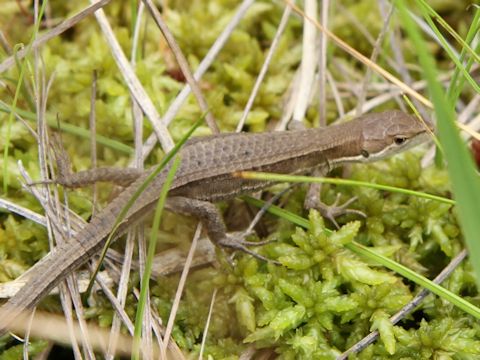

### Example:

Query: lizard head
xmin=358 ymin=110 xmax=434 ymax=162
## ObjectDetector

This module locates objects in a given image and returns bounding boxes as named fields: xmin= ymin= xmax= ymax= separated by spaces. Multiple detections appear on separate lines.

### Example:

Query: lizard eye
xmin=394 ymin=136 xmax=407 ymax=145
xmin=361 ymin=149 xmax=369 ymax=158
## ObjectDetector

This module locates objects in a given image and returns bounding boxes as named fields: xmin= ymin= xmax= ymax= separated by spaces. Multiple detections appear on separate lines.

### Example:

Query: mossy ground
xmin=0 ymin=1 xmax=477 ymax=359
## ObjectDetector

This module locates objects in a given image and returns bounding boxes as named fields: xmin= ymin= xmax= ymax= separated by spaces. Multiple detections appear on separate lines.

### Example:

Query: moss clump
xmin=0 ymin=0 xmax=476 ymax=358
xmin=148 ymin=152 xmax=476 ymax=359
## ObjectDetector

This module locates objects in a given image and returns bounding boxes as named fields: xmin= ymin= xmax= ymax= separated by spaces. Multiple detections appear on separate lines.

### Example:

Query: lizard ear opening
xmin=361 ymin=149 xmax=369 ymax=158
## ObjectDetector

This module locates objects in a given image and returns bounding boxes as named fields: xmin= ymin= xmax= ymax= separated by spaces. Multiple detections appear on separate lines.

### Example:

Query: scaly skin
xmin=0 ymin=110 xmax=432 ymax=333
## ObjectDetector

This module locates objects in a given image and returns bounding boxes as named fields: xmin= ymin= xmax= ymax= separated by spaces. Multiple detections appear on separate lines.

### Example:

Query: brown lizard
xmin=0 ymin=110 xmax=432 ymax=332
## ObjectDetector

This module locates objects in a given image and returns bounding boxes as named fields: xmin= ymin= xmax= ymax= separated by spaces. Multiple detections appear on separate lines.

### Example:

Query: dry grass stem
xmin=285 ymin=0 xmax=433 ymax=108
xmin=0 ymin=0 xmax=112 ymax=74
xmin=293 ymin=0 xmax=318 ymax=123
xmin=162 ymin=224 xmax=202 ymax=356
xmin=91 ymin=0 xmax=174 ymax=151
xmin=138 ymin=0 xmax=255 ymax=161
xmin=236 ymin=5 xmax=292 ymax=132
xmin=142 ymin=0 xmax=219 ymax=134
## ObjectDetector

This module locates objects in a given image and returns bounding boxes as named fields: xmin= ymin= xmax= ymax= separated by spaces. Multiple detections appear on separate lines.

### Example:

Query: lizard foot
xmin=308 ymin=193 xmax=366 ymax=229
xmin=218 ymin=231 xmax=280 ymax=265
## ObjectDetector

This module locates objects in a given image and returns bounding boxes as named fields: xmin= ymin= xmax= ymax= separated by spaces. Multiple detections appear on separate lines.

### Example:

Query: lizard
xmin=0 ymin=110 xmax=433 ymax=332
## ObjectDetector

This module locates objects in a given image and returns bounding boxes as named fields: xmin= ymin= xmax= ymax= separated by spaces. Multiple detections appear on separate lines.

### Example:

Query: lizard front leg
xmin=304 ymin=169 xmax=366 ymax=229
xmin=166 ymin=196 xmax=276 ymax=263
xmin=287 ymin=122 xmax=365 ymax=228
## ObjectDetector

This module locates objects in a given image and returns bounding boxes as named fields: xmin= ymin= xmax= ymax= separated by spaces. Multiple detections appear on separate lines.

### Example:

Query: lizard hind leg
xmin=166 ymin=196 xmax=279 ymax=264
xmin=217 ymin=231 xmax=280 ymax=264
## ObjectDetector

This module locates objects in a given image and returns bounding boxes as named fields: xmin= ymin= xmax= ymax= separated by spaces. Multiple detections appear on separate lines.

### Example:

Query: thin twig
xmin=162 ymin=224 xmax=202 ymax=356
xmin=337 ymin=249 xmax=468 ymax=359
xmin=0 ymin=30 xmax=12 ymax=55
xmin=91 ymin=0 xmax=174 ymax=151
xmin=65 ymin=276 xmax=96 ymax=360
xmin=284 ymin=0 xmax=433 ymax=108
xmin=106 ymin=232 xmax=136 ymax=359
xmin=459 ymin=94 xmax=480 ymax=125
xmin=355 ymin=3 xmax=394 ymax=115
xmin=148 ymin=310 xmax=167 ymax=358
xmin=326 ymin=70 xmax=344 ymax=117
xmin=336 ymin=2 xmax=398 ymax=74
xmin=142 ymin=0 xmax=219 ymax=134
xmin=0 ymin=198 xmax=47 ymax=226
xmin=96 ymin=274 xmax=135 ymax=335
xmin=293 ymin=0 xmax=317 ymax=122
xmin=57 ymin=288 xmax=83 ymax=359
xmin=138 ymin=0 xmax=255 ymax=161
xmin=199 ymin=288 xmax=217 ymax=360
xmin=89 ymin=71 xmax=98 ymax=217
xmin=244 ymin=187 xmax=293 ymax=236
xmin=276 ymin=69 xmax=301 ymax=131
xmin=0 ymin=268 xmax=114 ymax=299
xmin=317 ymin=0 xmax=329 ymax=127
xmin=22 ymin=310 xmax=36 ymax=360
xmin=236 ymin=4 xmax=292 ymax=132
xmin=56 ymin=165 xmax=94 ymax=359
xmin=0 ymin=308 xmax=155 ymax=357
xmin=136 ymin=225 xmax=153 ymax=359
xmin=107 ymin=3 xmax=147 ymax=358
xmin=379 ymin=0 xmax=412 ymax=84
xmin=0 ymin=0 xmax=112 ymax=74
xmin=24 ymin=7 xmax=43 ymax=358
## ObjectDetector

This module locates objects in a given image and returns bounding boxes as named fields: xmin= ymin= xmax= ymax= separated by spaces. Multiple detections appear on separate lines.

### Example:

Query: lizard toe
xmin=313 ymin=194 xmax=366 ymax=228
xmin=217 ymin=232 xmax=280 ymax=264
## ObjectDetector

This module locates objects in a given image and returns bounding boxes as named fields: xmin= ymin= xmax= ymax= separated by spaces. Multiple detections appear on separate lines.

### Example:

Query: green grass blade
xmin=415 ymin=0 xmax=480 ymax=64
xmin=243 ymin=196 xmax=310 ymax=229
xmin=244 ymin=197 xmax=480 ymax=320
xmin=84 ymin=117 xmax=202 ymax=298
xmin=238 ymin=171 xmax=455 ymax=205
xmin=417 ymin=7 xmax=480 ymax=94
xmin=0 ymin=101 xmax=134 ymax=155
xmin=3 ymin=1 xmax=48 ymax=193
xmin=447 ymin=7 xmax=480 ymax=103
xmin=400 ymin=0 xmax=480 ymax=288
xmin=344 ymin=242 xmax=480 ymax=319
xmin=132 ymin=155 xmax=181 ymax=360
xmin=13 ymin=50 xmax=35 ymax=111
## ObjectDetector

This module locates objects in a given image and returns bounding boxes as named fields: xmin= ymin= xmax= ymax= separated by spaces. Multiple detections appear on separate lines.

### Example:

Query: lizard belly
xmin=171 ymin=154 xmax=330 ymax=201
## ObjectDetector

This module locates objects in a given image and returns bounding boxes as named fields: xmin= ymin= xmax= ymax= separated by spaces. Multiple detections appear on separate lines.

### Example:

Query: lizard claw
xmin=311 ymin=194 xmax=366 ymax=229
xmin=218 ymin=232 xmax=280 ymax=265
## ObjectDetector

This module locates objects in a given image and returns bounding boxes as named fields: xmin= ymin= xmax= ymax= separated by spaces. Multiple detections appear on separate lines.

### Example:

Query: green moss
xmin=0 ymin=339 xmax=48 ymax=360
xmin=151 ymin=150 xmax=475 ymax=358
xmin=0 ymin=0 xmax=476 ymax=358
